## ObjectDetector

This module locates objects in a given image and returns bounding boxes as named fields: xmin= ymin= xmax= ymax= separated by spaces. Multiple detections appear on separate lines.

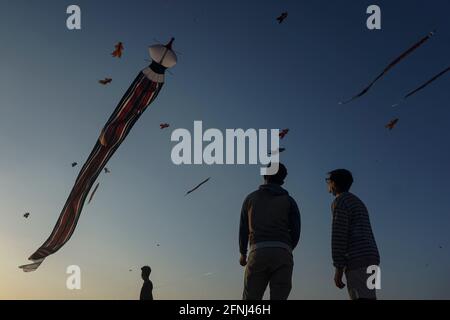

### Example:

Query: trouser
xmin=345 ymin=267 xmax=378 ymax=300
xmin=242 ymin=247 xmax=294 ymax=300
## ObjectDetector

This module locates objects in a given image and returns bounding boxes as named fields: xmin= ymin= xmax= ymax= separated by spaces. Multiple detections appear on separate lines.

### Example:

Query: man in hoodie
xmin=239 ymin=163 xmax=301 ymax=300
xmin=326 ymin=169 xmax=380 ymax=300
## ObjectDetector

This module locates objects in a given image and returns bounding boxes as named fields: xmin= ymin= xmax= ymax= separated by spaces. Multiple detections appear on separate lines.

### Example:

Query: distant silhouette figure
xmin=140 ymin=266 xmax=154 ymax=300
xmin=326 ymin=169 xmax=380 ymax=300
xmin=239 ymin=163 xmax=301 ymax=300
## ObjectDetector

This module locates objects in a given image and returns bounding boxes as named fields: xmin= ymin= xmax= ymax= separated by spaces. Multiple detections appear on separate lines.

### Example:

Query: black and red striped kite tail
xmin=20 ymin=39 xmax=177 ymax=272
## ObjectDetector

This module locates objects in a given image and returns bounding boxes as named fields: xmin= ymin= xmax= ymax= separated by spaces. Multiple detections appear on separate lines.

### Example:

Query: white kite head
xmin=149 ymin=38 xmax=177 ymax=69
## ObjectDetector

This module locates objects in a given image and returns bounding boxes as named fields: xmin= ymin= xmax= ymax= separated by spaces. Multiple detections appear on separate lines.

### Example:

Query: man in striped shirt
xmin=326 ymin=169 xmax=380 ymax=300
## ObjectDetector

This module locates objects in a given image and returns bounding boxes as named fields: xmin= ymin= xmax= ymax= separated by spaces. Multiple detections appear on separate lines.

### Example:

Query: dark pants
xmin=242 ymin=247 xmax=294 ymax=300
xmin=345 ymin=267 xmax=378 ymax=300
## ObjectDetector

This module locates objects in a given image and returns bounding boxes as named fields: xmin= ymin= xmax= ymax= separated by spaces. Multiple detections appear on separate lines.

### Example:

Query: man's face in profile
xmin=326 ymin=178 xmax=336 ymax=196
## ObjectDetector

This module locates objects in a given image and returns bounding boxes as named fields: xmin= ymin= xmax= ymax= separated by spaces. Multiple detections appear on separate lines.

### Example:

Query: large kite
xmin=19 ymin=39 xmax=177 ymax=272
xmin=340 ymin=31 xmax=435 ymax=104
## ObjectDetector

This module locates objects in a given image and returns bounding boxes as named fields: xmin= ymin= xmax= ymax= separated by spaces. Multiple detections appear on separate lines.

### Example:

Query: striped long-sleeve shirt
xmin=331 ymin=192 xmax=380 ymax=270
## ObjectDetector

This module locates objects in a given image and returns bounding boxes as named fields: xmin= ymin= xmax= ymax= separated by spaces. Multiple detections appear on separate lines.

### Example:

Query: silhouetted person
xmin=140 ymin=266 xmax=154 ymax=300
xmin=326 ymin=169 xmax=380 ymax=300
xmin=239 ymin=163 xmax=301 ymax=300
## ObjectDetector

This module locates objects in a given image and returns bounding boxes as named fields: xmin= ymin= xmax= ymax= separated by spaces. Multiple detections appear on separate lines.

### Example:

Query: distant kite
xmin=104 ymin=167 xmax=111 ymax=174
xmin=340 ymin=31 xmax=436 ymax=104
xmin=71 ymin=162 xmax=78 ymax=168
xmin=24 ymin=212 xmax=30 ymax=219
xmin=160 ymin=123 xmax=170 ymax=129
xmin=401 ymin=66 xmax=450 ymax=103
xmin=385 ymin=118 xmax=399 ymax=130
xmin=277 ymin=12 xmax=288 ymax=24
xmin=99 ymin=78 xmax=112 ymax=85
xmin=269 ymin=147 xmax=286 ymax=155
xmin=112 ymin=42 xmax=124 ymax=58
xmin=19 ymin=39 xmax=177 ymax=272
xmin=279 ymin=129 xmax=289 ymax=139
xmin=88 ymin=182 xmax=100 ymax=204
xmin=185 ymin=178 xmax=211 ymax=196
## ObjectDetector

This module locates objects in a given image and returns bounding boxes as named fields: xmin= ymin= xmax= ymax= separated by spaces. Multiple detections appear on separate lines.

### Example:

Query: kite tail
xmin=392 ymin=65 xmax=449 ymax=107
xmin=404 ymin=66 xmax=450 ymax=99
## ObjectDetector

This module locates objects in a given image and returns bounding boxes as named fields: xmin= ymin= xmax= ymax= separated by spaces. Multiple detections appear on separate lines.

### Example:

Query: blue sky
xmin=0 ymin=0 xmax=449 ymax=299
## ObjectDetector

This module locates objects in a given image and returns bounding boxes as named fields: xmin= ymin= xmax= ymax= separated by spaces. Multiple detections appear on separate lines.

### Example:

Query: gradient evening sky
xmin=0 ymin=0 xmax=449 ymax=299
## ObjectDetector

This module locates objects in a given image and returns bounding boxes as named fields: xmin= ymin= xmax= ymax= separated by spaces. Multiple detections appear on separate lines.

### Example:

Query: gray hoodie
xmin=239 ymin=184 xmax=301 ymax=255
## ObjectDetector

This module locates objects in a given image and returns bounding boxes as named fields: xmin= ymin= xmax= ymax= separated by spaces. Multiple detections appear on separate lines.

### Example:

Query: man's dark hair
xmin=141 ymin=266 xmax=151 ymax=276
xmin=328 ymin=169 xmax=353 ymax=192
xmin=264 ymin=163 xmax=288 ymax=185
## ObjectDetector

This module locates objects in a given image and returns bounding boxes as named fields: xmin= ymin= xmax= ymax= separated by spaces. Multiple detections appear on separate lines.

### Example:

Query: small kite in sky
xmin=160 ymin=123 xmax=170 ymax=129
xmin=185 ymin=177 xmax=211 ymax=196
xmin=23 ymin=212 xmax=30 ymax=219
xmin=396 ymin=66 xmax=450 ymax=106
xmin=269 ymin=148 xmax=286 ymax=155
xmin=279 ymin=129 xmax=289 ymax=139
xmin=340 ymin=31 xmax=436 ymax=105
xmin=385 ymin=118 xmax=399 ymax=130
xmin=20 ymin=39 xmax=177 ymax=272
xmin=99 ymin=78 xmax=113 ymax=85
xmin=156 ymin=243 xmax=160 ymax=247
xmin=112 ymin=42 xmax=124 ymax=58
xmin=104 ymin=167 xmax=111 ymax=174
xmin=277 ymin=12 xmax=288 ymax=24
xmin=71 ymin=162 xmax=78 ymax=168
xmin=88 ymin=182 xmax=100 ymax=205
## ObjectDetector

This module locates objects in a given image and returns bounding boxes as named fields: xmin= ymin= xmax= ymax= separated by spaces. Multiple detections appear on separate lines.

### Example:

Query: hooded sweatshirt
xmin=239 ymin=184 xmax=301 ymax=255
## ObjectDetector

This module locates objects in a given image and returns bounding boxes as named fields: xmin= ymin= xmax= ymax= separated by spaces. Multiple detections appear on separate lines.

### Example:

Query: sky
xmin=0 ymin=0 xmax=449 ymax=300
